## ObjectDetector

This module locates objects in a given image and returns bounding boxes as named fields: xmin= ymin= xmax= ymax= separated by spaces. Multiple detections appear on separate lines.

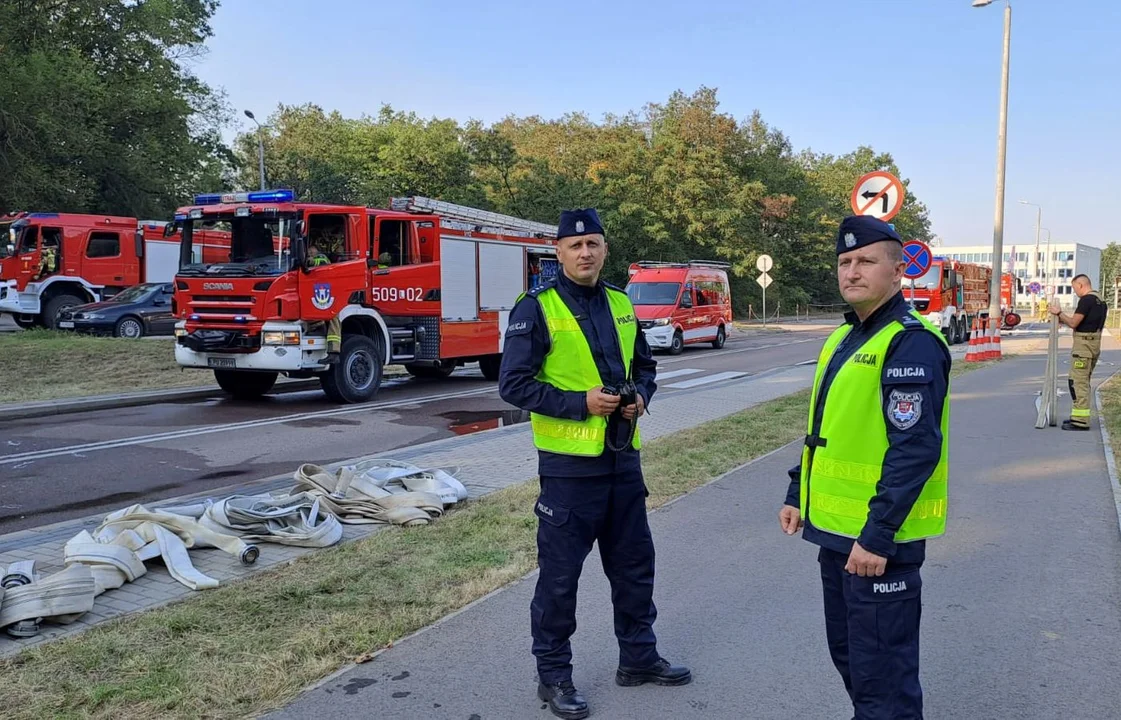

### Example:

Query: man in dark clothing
xmin=1050 ymin=274 xmax=1108 ymax=430
xmin=780 ymin=215 xmax=952 ymax=720
xmin=499 ymin=208 xmax=690 ymax=720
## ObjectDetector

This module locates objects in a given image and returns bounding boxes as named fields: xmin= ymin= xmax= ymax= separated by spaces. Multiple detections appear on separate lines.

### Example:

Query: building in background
xmin=938 ymin=243 xmax=1101 ymax=309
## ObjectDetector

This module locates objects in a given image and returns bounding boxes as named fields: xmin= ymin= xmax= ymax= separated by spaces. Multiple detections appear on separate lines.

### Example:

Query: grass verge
xmin=0 ymin=390 xmax=812 ymax=720
xmin=0 ymin=330 xmax=404 ymax=404
xmin=0 ymin=355 xmax=1003 ymax=719
xmin=1098 ymin=371 xmax=1121 ymax=463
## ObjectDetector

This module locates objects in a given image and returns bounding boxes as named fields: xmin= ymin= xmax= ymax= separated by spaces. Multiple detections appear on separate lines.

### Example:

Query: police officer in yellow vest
xmin=306 ymin=243 xmax=341 ymax=363
xmin=779 ymin=215 xmax=951 ymax=720
xmin=1049 ymin=274 xmax=1108 ymax=430
xmin=499 ymin=208 xmax=690 ymax=719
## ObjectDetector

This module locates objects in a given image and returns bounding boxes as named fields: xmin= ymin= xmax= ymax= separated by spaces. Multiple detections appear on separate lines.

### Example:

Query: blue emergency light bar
xmin=192 ymin=189 xmax=295 ymax=205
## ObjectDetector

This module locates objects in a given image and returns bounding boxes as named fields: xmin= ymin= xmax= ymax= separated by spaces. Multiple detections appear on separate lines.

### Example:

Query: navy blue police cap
xmin=557 ymin=208 xmax=604 ymax=240
xmin=836 ymin=215 xmax=902 ymax=255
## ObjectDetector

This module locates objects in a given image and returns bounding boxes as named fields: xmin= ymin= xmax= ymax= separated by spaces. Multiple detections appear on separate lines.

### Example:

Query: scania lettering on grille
xmin=202 ymin=282 xmax=235 ymax=290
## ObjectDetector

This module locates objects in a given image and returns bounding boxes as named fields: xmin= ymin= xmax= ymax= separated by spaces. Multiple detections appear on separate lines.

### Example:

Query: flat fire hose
xmin=177 ymin=492 xmax=344 ymax=548
xmin=0 ymin=562 xmax=97 ymax=638
xmin=342 ymin=459 xmax=469 ymax=505
xmin=82 ymin=504 xmax=259 ymax=591
xmin=292 ymin=464 xmax=443 ymax=526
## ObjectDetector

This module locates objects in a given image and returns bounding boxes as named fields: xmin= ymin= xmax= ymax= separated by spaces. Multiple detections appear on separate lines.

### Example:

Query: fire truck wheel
xmin=43 ymin=294 xmax=84 ymax=330
xmin=669 ymin=330 xmax=684 ymax=355
xmin=320 ymin=335 xmax=383 ymax=403
xmin=712 ymin=325 xmax=726 ymax=349
xmin=214 ymin=370 xmax=278 ymax=400
xmin=478 ymin=354 xmax=502 ymax=381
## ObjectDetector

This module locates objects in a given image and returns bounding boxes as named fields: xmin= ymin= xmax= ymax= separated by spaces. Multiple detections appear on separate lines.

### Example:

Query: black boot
xmin=1062 ymin=420 xmax=1090 ymax=431
xmin=536 ymin=680 xmax=589 ymax=719
xmin=323 ymin=352 xmax=339 ymax=365
xmin=615 ymin=657 xmax=692 ymax=687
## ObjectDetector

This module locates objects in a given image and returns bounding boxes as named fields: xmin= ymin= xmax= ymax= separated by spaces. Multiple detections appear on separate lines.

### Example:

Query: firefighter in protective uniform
xmin=499 ymin=208 xmax=691 ymax=720
xmin=1049 ymin=274 xmax=1108 ymax=430
xmin=780 ymin=215 xmax=951 ymax=720
xmin=306 ymin=243 xmax=341 ymax=363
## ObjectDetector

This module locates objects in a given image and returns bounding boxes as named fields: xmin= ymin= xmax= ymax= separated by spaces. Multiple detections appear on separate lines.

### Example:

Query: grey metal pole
xmin=244 ymin=109 xmax=266 ymax=190
xmin=256 ymin=132 xmax=266 ymax=190
xmin=987 ymin=2 xmax=1012 ymax=322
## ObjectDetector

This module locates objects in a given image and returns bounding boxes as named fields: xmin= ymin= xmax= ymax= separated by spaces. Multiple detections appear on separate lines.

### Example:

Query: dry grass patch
xmin=0 ymin=330 xmax=404 ymax=404
xmin=0 ymin=330 xmax=195 ymax=403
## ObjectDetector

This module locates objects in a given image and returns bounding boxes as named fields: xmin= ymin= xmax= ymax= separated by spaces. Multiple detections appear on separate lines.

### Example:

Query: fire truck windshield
xmin=177 ymin=213 xmax=297 ymax=276
xmin=626 ymin=282 xmax=682 ymax=305
xmin=912 ymin=265 xmax=941 ymax=289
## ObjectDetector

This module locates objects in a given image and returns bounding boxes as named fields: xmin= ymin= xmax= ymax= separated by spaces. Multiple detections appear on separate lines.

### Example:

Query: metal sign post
xmin=756 ymin=254 xmax=773 ymax=328
xmin=901 ymin=240 xmax=933 ymax=307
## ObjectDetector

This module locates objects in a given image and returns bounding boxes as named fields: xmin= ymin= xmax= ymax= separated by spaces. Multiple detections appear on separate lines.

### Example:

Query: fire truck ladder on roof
xmin=389 ymin=196 xmax=558 ymax=239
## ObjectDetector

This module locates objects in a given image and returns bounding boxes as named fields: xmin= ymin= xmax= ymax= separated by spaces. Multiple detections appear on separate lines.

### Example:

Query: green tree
xmin=1100 ymin=242 xmax=1121 ymax=301
xmin=0 ymin=0 xmax=233 ymax=217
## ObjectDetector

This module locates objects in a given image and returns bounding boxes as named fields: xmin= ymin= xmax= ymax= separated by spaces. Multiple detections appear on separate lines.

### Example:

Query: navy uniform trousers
xmin=818 ymin=547 xmax=924 ymax=720
xmin=531 ymin=470 xmax=659 ymax=684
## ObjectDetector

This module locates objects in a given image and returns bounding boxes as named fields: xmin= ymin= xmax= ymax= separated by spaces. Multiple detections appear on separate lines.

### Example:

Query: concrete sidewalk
xmin=266 ymin=344 xmax=1121 ymax=719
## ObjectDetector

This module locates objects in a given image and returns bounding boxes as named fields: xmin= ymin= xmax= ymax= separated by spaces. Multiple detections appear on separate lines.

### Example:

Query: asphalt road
xmin=0 ymin=327 xmax=832 ymax=533
xmin=268 ymin=348 xmax=1121 ymax=720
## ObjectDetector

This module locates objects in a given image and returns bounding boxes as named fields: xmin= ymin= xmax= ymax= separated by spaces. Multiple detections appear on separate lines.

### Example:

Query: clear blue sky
xmin=191 ymin=0 xmax=1120 ymax=250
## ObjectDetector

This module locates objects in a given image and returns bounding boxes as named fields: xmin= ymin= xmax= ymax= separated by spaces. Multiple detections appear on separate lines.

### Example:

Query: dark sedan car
xmin=57 ymin=283 xmax=176 ymax=338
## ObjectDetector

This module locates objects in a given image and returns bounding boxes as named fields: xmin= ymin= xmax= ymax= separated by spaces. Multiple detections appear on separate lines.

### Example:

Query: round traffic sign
xmin=756 ymin=254 xmax=773 ymax=273
xmin=1028 ymin=281 xmax=1042 ymax=294
xmin=901 ymin=240 xmax=932 ymax=279
xmin=851 ymin=171 xmax=905 ymax=222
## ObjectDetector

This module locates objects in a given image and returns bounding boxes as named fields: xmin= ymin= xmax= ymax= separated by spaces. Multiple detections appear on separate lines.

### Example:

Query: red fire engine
xmin=907 ymin=257 xmax=993 ymax=344
xmin=170 ymin=190 xmax=559 ymax=403
xmin=0 ymin=213 xmax=229 ymax=329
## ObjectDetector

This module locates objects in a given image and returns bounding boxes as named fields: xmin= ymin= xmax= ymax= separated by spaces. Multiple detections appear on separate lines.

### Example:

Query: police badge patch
xmin=887 ymin=389 xmax=922 ymax=430
xmin=844 ymin=232 xmax=857 ymax=248
xmin=312 ymin=282 xmax=334 ymax=310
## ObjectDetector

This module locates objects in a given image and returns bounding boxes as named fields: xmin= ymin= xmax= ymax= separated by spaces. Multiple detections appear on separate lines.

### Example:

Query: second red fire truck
xmin=170 ymin=190 xmax=559 ymax=403
xmin=907 ymin=256 xmax=1021 ymax=343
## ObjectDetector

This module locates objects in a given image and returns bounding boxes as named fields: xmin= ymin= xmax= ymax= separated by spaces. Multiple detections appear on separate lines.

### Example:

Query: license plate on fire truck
xmin=207 ymin=357 xmax=236 ymax=369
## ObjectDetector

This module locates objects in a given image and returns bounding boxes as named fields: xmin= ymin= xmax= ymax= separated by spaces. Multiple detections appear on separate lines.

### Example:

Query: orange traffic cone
xmin=981 ymin=319 xmax=995 ymax=360
xmin=965 ymin=319 xmax=982 ymax=362
xmin=991 ymin=324 xmax=1002 ymax=359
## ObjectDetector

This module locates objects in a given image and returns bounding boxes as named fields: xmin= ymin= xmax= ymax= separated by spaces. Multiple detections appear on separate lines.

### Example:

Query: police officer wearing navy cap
xmin=499 ymin=208 xmax=691 ymax=719
xmin=779 ymin=215 xmax=951 ymax=719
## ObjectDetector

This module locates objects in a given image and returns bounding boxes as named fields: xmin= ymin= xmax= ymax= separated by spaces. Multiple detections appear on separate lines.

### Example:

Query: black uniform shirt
xmin=1074 ymin=292 xmax=1108 ymax=333
xmin=785 ymin=291 xmax=952 ymax=565
xmin=498 ymin=271 xmax=658 ymax=478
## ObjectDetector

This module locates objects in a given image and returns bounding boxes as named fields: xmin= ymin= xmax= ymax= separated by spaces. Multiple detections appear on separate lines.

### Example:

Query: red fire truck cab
xmin=0 ymin=213 xmax=201 ymax=329
xmin=171 ymin=190 xmax=559 ymax=403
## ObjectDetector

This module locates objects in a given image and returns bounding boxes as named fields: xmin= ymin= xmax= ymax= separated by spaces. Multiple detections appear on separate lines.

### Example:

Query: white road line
xmin=665 ymin=371 xmax=748 ymax=389
xmin=0 ymin=386 xmax=497 ymax=466
xmin=654 ymin=368 xmax=703 ymax=380
xmin=796 ymin=359 xmax=818 ymax=366
xmin=657 ymin=336 xmax=820 ymax=365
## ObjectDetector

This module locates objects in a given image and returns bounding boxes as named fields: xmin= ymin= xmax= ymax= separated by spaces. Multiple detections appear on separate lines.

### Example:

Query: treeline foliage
xmin=0 ymin=0 xmax=231 ymax=218
xmin=232 ymin=89 xmax=932 ymax=310
xmin=0 ymin=0 xmax=933 ymax=310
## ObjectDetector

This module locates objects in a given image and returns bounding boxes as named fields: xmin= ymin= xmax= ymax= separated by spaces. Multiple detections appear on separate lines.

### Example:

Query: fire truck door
xmin=15 ymin=225 xmax=39 ymax=287
xmin=300 ymin=212 xmax=367 ymax=321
